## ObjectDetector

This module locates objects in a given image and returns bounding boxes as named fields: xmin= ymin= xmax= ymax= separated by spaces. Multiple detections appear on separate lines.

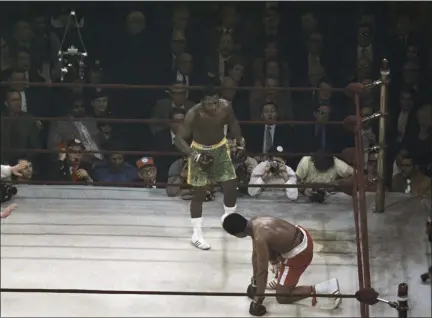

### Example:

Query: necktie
xmin=265 ymin=125 xmax=273 ymax=152
xmin=405 ymin=179 xmax=411 ymax=194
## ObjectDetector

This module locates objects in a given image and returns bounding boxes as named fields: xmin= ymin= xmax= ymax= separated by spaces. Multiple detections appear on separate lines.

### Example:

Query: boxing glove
xmin=247 ymin=277 xmax=257 ymax=300
xmin=249 ymin=301 xmax=267 ymax=316
xmin=191 ymin=152 xmax=214 ymax=169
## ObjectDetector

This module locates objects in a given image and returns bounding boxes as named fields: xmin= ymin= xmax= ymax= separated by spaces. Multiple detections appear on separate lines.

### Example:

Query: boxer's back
xmin=251 ymin=217 xmax=300 ymax=255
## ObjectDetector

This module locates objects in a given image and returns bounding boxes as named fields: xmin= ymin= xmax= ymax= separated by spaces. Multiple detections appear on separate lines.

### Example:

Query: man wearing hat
xmin=150 ymin=83 xmax=194 ymax=135
xmin=136 ymin=157 xmax=157 ymax=187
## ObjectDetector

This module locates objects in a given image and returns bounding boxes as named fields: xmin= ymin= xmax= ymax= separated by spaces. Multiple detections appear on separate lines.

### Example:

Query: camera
xmin=268 ymin=160 xmax=279 ymax=174
xmin=1 ymin=183 xmax=17 ymax=203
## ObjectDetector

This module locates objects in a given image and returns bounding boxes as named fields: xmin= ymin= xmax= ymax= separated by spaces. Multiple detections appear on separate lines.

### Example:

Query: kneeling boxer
xmin=222 ymin=213 xmax=341 ymax=316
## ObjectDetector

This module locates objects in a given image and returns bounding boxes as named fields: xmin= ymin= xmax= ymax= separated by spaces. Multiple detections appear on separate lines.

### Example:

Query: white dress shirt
xmin=296 ymin=156 xmax=353 ymax=184
xmin=262 ymin=124 xmax=276 ymax=153
xmin=176 ymin=71 xmax=189 ymax=86
xmin=248 ymin=161 xmax=298 ymax=200
xmin=20 ymin=91 xmax=27 ymax=112
xmin=170 ymin=130 xmax=176 ymax=144
xmin=357 ymin=44 xmax=373 ymax=61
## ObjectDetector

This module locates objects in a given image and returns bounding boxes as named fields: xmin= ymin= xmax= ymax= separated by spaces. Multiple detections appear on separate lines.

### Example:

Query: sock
xmin=223 ymin=205 xmax=237 ymax=216
xmin=191 ymin=217 xmax=203 ymax=238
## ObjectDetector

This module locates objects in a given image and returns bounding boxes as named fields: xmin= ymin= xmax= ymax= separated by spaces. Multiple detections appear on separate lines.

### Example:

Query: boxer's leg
xmin=188 ymin=156 xmax=211 ymax=250
xmin=212 ymin=143 xmax=238 ymax=222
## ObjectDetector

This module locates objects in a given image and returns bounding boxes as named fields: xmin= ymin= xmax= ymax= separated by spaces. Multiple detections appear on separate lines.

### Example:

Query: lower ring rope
xmin=0 ymin=287 xmax=355 ymax=298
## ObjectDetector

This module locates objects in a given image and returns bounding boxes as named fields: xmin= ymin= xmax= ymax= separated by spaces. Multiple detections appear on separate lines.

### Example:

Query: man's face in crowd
xmin=126 ymin=12 xmax=146 ymax=35
xmin=171 ymin=91 xmax=186 ymax=106
xmin=406 ymin=45 xmax=419 ymax=62
xmin=70 ymin=99 xmax=86 ymax=117
xmin=6 ymin=91 xmax=22 ymax=113
xmin=229 ymin=64 xmax=244 ymax=82
xmin=67 ymin=145 xmax=83 ymax=163
xmin=219 ymin=34 xmax=234 ymax=56
xmin=318 ymin=82 xmax=332 ymax=100
xmin=172 ymin=8 xmax=189 ymax=31
xmin=358 ymin=25 xmax=372 ymax=47
xmin=266 ymin=61 xmax=279 ymax=78
xmin=139 ymin=166 xmax=157 ymax=183
xmin=263 ymin=9 xmax=279 ymax=28
xmin=178 ymin=54 xmax=193 ymax=74
xmin=264 ymin=78 xmax=279 ymax=96
xmin=170 ymin=112 xmax=185 ymax=133
xmin=261 ymin=103 xmax=278 ymax=121
xmin=16 ymin=52 xmax=31 ymax=71
xmin=202 ymin=94 xmax=220 ymax=116
xmin=91 ymin=96 xmax=108 ymax=113
xmin=9 ymin=71 xmax=28 ymax=91
xmin=264 ymin=42 xmax=278 ymax=59
xmin=307 ymin=32 xmax=322 ymax=54
xmin=301 ymin=13 xmax=317 ymax=33
xmin=400 ymin=158 xmax=414 ymax=178
xmin=109 ymin=154 xmax=124 ymax=170
xmin=89 ymin=70 xmax=103 ymax=83
xmin=400 ymin=92 xmax=414 ymax=111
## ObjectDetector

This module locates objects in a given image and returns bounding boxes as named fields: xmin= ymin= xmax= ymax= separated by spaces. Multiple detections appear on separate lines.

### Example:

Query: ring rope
xmin=1 ymin=116 xmax=344 ymax=125
xmin=0 ymin=81 xmax=347 ymax=92
xmin=0 ymin=148 xmax=343 ymax=158
xmin=0 ymin=287 xmax=355 ymax=299
xmin=1 ymin=179 xmax=340 ymax=189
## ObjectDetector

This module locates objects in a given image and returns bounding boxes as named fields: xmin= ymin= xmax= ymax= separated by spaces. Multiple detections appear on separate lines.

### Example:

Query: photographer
xmin=248 ymin=147 xmax=298 ymax=200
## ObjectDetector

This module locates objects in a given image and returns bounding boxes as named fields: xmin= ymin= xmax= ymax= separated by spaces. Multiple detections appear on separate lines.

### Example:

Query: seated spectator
xmin=390 ymin=87 xmax=418 ymax=145
xmin=394 ymin=104 xmax=432 ymax=176
xmin=136 ymin=157 xmax=157 ymax=188
xmin=1 ymin=89 xmax=41 ymax=165
xmin=257 ymin=7 xmax=283 ymax=43
xmin=250 ymin=77 xmax=292 ymax=120
xmin=248 ymin=150 xmax=298 ymax=201
xmin=50 ymin=139 xmax=94 ymax=183
xmin=296 ymin=150 xmax=354 ymax=200
xmin=250 ymin=58 xmax=293 ymax=119
xmin=153 ymin=107 xmax=187 ymax=182
xmin=210 ymin=4 xmax=245 ymax=53
xmin=1 ymin=68 xmax=48 ymax=117
xmin=166 ymin=157 xmax=189 ymax=197
xmin=247 ymin=101 xmax=290 ymax=159
xmin=354 ymin=57 xmax=374 ymax=82
xmin=47 ymin=96 xmax=107 ymax=162
xmin=171 ymin=53 xmax=202 ymax=102
xmin=150 ymin=84 xmax=194 ymax=135
xmin=93 ymin=145 xmax=139 ymax=183
xmin=88 ymin=90 xmax=115 ymax=142
xmin=205 ymin=33 xmax=239 ymax=84
xmin=392 ymin=155 xmax=431 ymax=195
xmin=252 ymin=39 xmax=289 ymax=83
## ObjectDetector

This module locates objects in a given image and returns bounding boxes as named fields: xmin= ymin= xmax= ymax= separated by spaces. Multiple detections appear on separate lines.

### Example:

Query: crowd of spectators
xmin=1 ymin=2 xmax=431 ymax=201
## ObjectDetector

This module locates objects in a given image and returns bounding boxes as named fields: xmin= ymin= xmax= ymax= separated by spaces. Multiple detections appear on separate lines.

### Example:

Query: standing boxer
xmin=222 ymin=213 xmax=342 ymax=316
xmin=174 ymin=86 xmax=245 ymax=250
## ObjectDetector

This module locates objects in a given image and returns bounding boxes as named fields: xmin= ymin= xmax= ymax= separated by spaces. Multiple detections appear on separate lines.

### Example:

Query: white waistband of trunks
xmin=281 ymin=226 xmax=308 ymax=260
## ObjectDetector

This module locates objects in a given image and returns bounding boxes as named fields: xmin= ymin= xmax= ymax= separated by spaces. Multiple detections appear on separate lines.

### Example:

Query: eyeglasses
xmin=359 ymin=31 xmax=369 ymax=36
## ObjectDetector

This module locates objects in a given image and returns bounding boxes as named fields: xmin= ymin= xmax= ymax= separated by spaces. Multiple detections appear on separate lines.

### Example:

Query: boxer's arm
xmin=252 ymin=245 xmax=258 ymax=278
xmin=254 ymin=238 xmax=269 ymax=304
xmin=174 ymin=109 xmax=195 ymax=157
xmin=226 ymin=105 xmax=243 ymax=142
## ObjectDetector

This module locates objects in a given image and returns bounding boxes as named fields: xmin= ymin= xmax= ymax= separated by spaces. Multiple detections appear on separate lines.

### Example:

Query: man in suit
xmin=169 ymin=53 xmax=203 ymax=102
xmin=150 ymin=83 xmax=195 ymax=135
xmin=47 ymin=98 xmax=107 ymax=163
xmin=153 ymin=107 xmax=187 ymax=182
xmin=1 ymin=89 xmax=41 ymax=165
xmin=247 ymin=101 xmax=289 ymax=161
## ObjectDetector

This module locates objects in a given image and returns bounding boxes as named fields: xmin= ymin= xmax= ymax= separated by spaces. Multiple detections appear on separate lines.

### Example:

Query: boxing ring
xmin=1 ymin=61 xmax=431 ymax=317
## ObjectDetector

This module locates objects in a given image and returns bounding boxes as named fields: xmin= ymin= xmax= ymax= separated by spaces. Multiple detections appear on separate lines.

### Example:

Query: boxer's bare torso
xmin=251 ymin=217 xmax=303 ymax=259
xmin=175 ymin=97 xmax=241 ymax=155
